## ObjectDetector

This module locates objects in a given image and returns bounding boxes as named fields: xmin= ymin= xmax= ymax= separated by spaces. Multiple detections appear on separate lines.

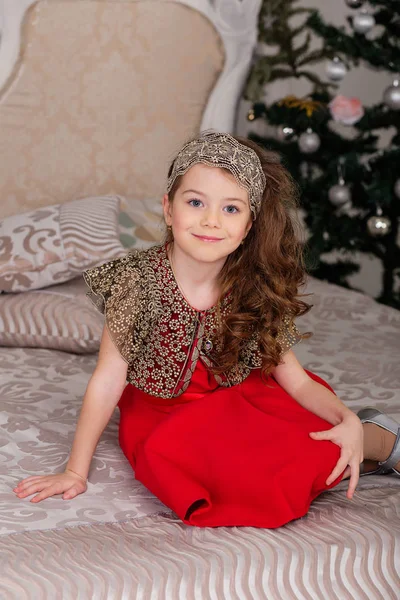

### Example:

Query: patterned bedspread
xmin=1 ymin=277 xmax=399 ymax=599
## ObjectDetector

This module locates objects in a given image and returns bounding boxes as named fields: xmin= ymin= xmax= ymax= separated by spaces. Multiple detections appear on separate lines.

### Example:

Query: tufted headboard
xmin=0 ymin=0 xmax=262 ymax=237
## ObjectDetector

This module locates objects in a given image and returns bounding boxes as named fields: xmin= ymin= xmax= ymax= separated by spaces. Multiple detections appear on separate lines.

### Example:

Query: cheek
xmin=233 ymin=217 xmax=251 ymax=239
xmin=171 ymin=207 xmax=191 ymax=229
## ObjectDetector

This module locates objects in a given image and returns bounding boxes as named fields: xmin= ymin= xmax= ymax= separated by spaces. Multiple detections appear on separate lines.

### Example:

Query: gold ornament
xmin=366 ymin=208 xmax=391 ymax=237
xmin=278 ymin=95 xmax=324 ymax=117
xmin=247 ymin=108 xmax=255 ymax=121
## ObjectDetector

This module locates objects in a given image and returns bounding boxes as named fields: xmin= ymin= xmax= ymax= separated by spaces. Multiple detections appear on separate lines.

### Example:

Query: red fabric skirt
xmin=117 ymin=360 xmax=345 ymax=528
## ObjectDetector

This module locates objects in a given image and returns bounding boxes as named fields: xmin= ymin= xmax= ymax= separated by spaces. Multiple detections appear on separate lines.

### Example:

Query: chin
xmin=191 ymin=244 xmax=238 ymax=263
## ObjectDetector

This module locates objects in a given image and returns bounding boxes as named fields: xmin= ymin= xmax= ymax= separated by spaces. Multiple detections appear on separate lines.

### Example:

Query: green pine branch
xmin=367 ymin=0 xmax=400 ymax=13
xmin=244 ymin=0 xmax=333 ymax=101
xmin=245 ymin=1 xmax=400 ymax=307
xmin=307 ymin=11 xmax=400 ymax=72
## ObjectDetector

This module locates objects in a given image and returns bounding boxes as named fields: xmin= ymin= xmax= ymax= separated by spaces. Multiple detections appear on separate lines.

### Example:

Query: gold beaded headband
xmin=166 ymin=132 xmax=267 ymax=220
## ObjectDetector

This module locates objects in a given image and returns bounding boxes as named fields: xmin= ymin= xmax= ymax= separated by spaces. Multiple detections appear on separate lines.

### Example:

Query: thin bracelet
xmin=65 ymin=467 xmax=87 ymax=483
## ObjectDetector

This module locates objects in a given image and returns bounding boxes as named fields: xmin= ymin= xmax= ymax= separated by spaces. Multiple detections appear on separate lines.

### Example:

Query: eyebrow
xmin=182 ymin=189 xmax=248 ymax=205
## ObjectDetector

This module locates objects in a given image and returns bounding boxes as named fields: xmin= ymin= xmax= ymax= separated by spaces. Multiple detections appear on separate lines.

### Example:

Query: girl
xmin=14 ymin=132 xmax=400 ymax=528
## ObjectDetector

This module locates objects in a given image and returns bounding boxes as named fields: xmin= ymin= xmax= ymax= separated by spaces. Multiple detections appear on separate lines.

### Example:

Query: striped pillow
xmin=0 ymin=196 xmax=126 ymax=292
xmin=0 ymin=278 xmax=103 ymax=353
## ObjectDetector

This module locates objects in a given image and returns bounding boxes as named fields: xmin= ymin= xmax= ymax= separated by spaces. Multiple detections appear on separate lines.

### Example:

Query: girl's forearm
xmin=291 ymin=378 xmax=354 ymax=426
xmin=66 ymin=377 xmax=124 ymax=479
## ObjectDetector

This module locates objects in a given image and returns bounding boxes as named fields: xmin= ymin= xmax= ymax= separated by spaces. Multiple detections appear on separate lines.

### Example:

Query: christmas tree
xmin=245 ymin=0 xmax=400 ymax=309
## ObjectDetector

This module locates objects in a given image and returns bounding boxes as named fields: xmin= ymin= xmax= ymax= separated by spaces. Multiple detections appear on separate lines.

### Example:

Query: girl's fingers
xmin=30 ymin=488 xmax=60 ymax=503
xmin=346 ymin=463 xmax=360 ymax=500
xmin=310 ymin=430 xmax=332 ymax=439
xmin=32 ymin=485 xmax=83 ymax=503
xmin=62 ymin=488 xmax=78 ymax=500
xmin=326 ymin=456 xmax=349 ymax=485
xmin=15 ymin=482 xmax=50 ymax=498
xmin=342 ymin=465 xmax=352 ymax=479
xmin=14 ymin=476 xmax=45 ymax=489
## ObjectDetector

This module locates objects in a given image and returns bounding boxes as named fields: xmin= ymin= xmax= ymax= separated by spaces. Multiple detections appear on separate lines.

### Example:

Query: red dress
xmin=118 ymin=359 xmax=345 ymax=528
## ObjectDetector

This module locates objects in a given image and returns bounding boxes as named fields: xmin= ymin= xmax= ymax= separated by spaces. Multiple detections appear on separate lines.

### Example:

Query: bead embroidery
xmin=83 ymin=244 xmax=303 ymax=398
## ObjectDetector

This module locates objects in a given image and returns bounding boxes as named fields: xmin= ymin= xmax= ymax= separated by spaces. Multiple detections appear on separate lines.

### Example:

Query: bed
xmin=1 ymin=1 xmax=399 ymax=598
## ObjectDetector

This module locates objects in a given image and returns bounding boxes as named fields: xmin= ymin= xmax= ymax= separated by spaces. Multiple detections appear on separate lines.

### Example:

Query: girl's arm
xmin=14 ymin=325 xmax=128 ymax=502
xmin=271 ymin=350 xmax=355 ymax=425
xmin=65 ymin=324 xmax=129 ymax=479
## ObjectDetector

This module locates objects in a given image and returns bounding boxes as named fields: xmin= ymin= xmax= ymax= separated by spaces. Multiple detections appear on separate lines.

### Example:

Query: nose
xmin=200 ymin=208 xmax=221 ymax=228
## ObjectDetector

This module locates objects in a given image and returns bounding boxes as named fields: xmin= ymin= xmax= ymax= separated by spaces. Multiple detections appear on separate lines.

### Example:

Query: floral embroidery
xmin=84 ymin=245 xmax=302 ymax=398
xmin=166 ymin=132 xmax=266 ymax=220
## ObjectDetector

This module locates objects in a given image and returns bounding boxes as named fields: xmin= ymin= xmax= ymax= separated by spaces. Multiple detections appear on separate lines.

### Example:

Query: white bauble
xmin=276 ymin=125 xmax=296 ymax=142
xmin=383 ymin=80 xmax=400 ymax=111
xmin=328 ymin=183 xmax=352 ymax=206
xmin=353 ymin=12 xmax=375 ymax=34
xmin=298 ymin=129 xmax=320 ymax=154
xmin=326 ymin=57 xmax=347 ymax=81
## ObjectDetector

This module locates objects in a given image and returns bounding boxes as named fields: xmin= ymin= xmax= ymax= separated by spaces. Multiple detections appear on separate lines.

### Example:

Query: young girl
xmin=14 ymin=132 xmax=400 ymax=528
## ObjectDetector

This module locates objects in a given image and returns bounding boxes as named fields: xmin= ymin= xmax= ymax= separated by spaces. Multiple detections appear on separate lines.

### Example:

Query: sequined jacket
xmin=83 ymin=244 xmax=303 ymax=399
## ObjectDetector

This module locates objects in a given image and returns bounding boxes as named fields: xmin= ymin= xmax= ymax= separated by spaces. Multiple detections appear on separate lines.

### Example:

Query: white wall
xmin=236 ymin=0 xmax=396 ymax=299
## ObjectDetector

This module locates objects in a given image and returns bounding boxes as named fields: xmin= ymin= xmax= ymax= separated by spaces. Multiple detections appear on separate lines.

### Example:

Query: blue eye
xmin=189 ymin=199 xmax=203 ymax=207
xmin=224 ymin=205 xmax=239 ymax=214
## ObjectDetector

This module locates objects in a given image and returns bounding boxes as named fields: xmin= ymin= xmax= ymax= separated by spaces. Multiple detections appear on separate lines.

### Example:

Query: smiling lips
xmin=192 ymin=234 xmax=223 ymax=242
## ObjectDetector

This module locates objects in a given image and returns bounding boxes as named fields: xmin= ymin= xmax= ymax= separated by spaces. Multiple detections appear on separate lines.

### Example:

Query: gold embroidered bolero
xmin=83 ymin=244 xmax=303 ymax=399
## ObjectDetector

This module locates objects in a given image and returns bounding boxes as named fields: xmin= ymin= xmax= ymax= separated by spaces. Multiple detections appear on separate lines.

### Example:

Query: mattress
xmin=1 ymin=276 xmax=400 ymax=599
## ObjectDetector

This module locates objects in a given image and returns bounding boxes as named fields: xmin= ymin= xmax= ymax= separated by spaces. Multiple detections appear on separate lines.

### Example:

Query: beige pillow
xmin=0 ymin=278 xmax=103 ymax=353
xmin=0 ymin=196 xmax=125 ymax=292
xmin=118 ymin=197 xmax=164 ymax=250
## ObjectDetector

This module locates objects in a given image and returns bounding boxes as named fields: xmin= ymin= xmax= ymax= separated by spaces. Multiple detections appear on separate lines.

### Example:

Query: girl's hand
xmin=13 ymin=471 xmax=87 ymax=503
xmin=309 ymin=412 xmax=364 ymax=500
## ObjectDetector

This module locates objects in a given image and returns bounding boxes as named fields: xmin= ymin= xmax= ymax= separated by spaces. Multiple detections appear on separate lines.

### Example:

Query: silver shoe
xmin=357 ymin=407 xmax=400 ymax=477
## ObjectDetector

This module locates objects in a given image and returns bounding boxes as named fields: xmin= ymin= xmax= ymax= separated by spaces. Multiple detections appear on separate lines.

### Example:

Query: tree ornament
xmin=278 ymin=95 xmax=324 ymax=117
xmin=298 ymin=128 xmax=320 ymax=154
xmin=328 ymin=183 xmax=352 ymax=206
xmin=394 ymin=178 xmax=400 ymax=199
xmin=366 ymin=207 xmax=391 ymax=237
xmin=326 ymin=57 xmax=347 ymax=81
xmin=345 ymin=0 xmax=364 ymax=8
xmin=353 ymin=11 xmax=376 ymax=34
xmin=383 ymin=80 xmax=400 ymax=111
xmin=247 ymin=108 xmax=255 ymax=121
xmin=276 ymin=125 xmax=296 ymax=142
xmin=328 ymin=160 xmax=352 ymax=206
xmin=329 ymin=95 xmax=364 ymax=125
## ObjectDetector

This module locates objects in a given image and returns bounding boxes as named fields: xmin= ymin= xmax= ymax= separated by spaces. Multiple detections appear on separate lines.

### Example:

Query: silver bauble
xmin=383 ymin=80 xmax=400 ymax=111
xmin=366 ymin=214 xmax=391 ymax=237
xmin=353 ymin=12 xmax=375 ymax=34
xmin=345 ymin=0 xmax=364 ymax=8
xmin=394 ymin=178 xmax=400 ymax=199
xmin=276 ymin=125 xmax=296 ymax=142
xmin=298 ymin=129 xmax=321 ymax=154
xmin=326 ymin=57 xmax=347 ymax=81
xmin=328 ymin=182 xmax=352 ymax=206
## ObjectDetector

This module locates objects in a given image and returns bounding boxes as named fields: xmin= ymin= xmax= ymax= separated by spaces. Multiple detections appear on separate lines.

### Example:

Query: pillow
xmin=0 ymin=278 xmax=103 ymax=353
xmin=118 ymin=197 xmax=164 ymax=249
xmin=0 ymin=196 xmax=126 ymax=292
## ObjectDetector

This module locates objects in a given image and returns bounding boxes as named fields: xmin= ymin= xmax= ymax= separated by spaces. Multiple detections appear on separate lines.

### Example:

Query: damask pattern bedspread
xmin=1 ymin=277 xmax=399 ymax=599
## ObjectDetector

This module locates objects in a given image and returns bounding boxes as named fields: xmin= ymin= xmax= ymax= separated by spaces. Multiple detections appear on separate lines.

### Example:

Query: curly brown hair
xmin=165 ymin=134 xmax=312 ymax=379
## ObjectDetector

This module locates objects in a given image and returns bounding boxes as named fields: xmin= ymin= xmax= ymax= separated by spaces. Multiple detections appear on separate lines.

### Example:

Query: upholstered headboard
xmin=0 ymin=0 xmax=262 ymax=229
